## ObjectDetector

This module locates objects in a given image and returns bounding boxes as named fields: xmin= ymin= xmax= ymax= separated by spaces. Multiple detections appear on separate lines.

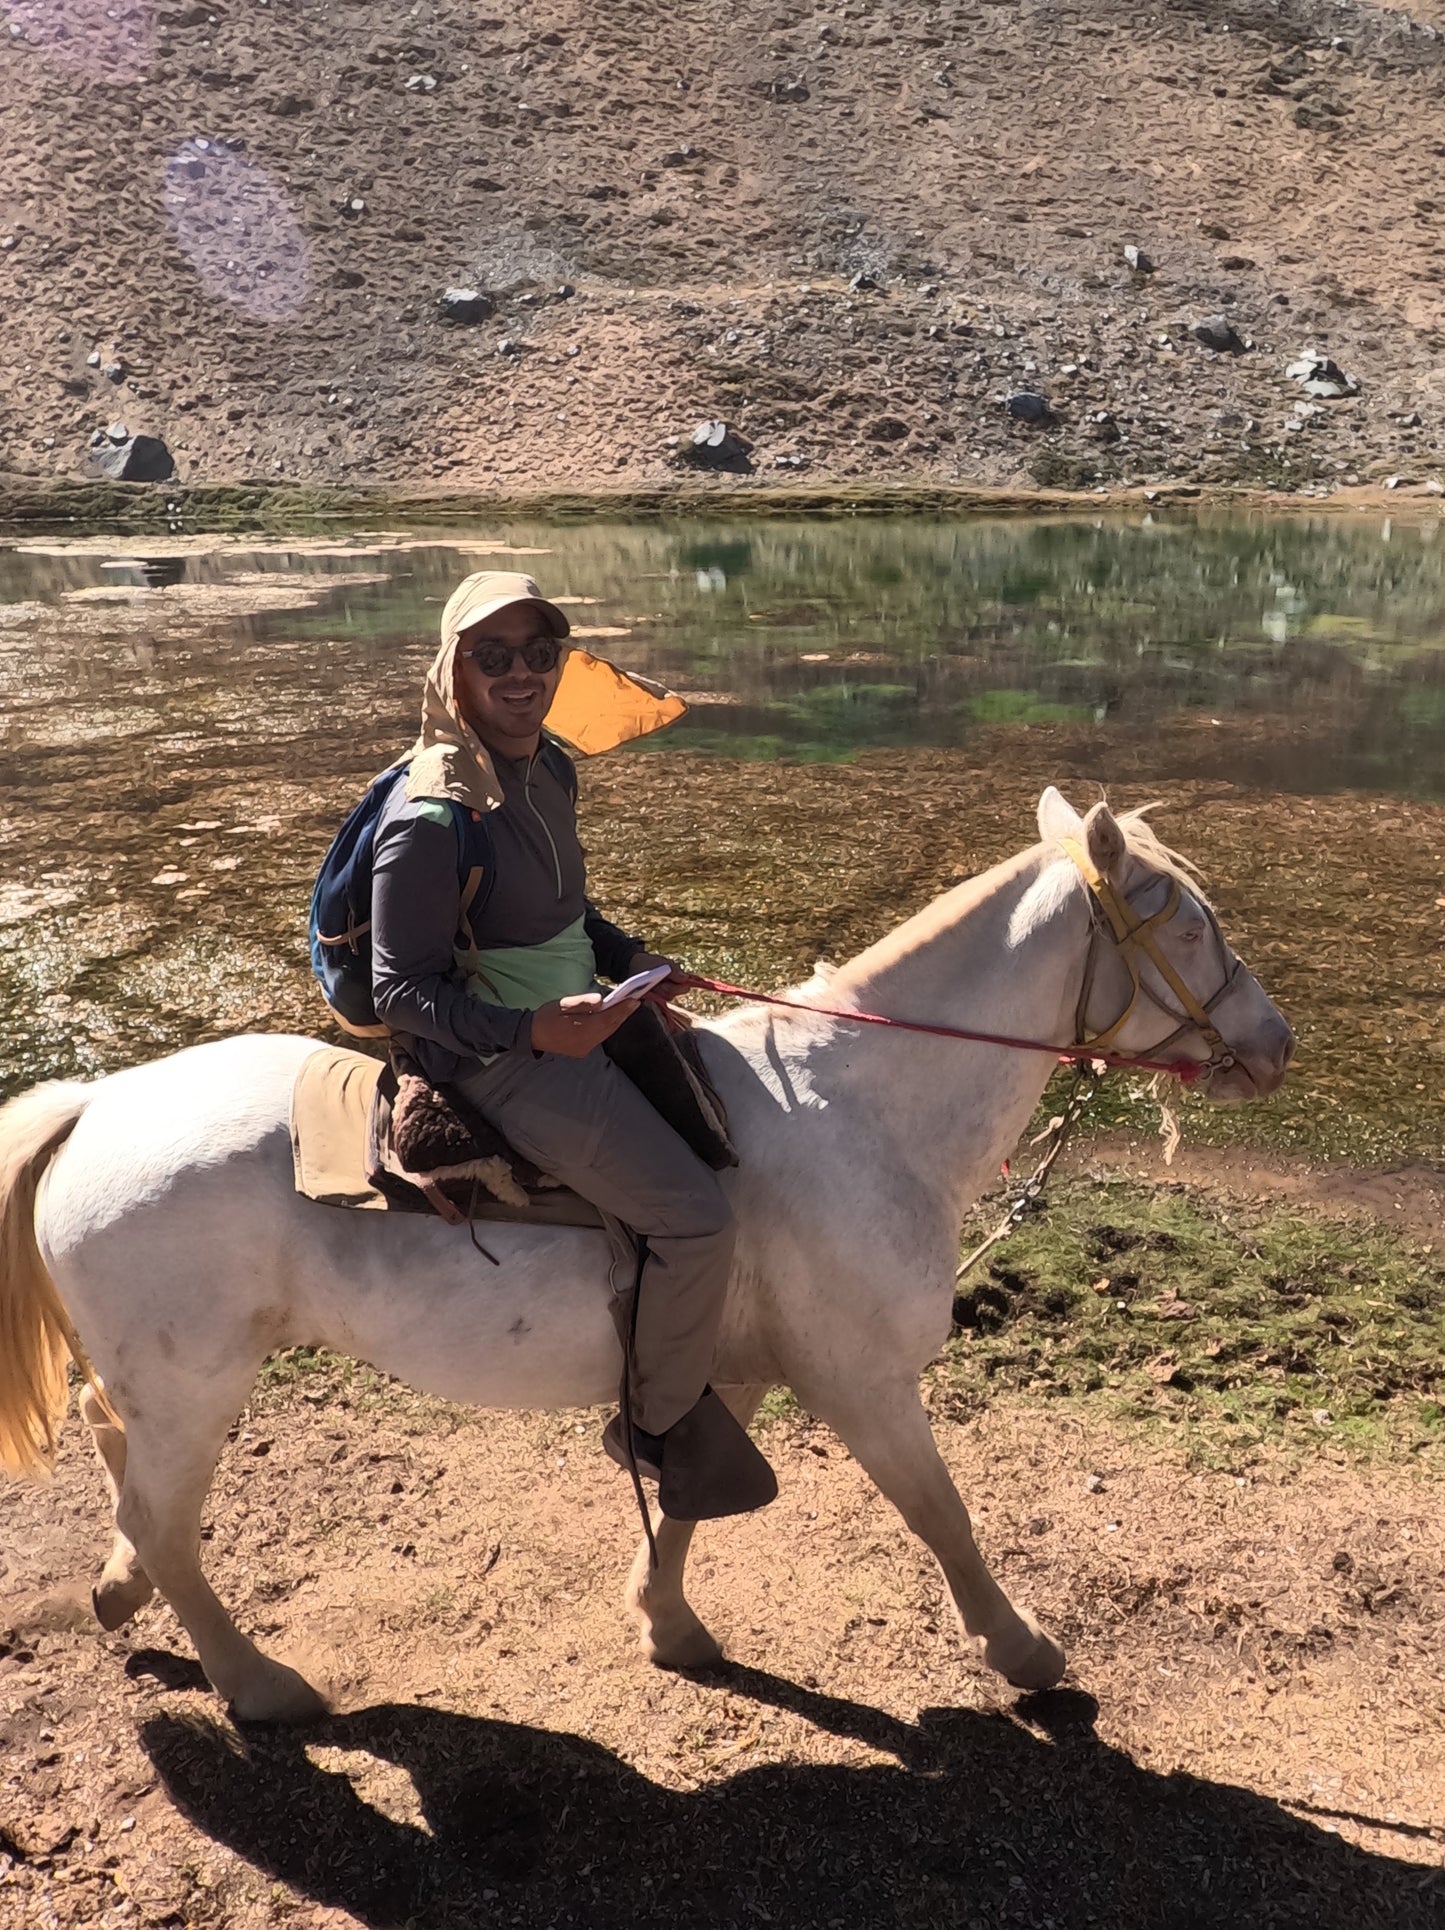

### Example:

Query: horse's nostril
xmin=1275 ymin=1028 xmax=1296 ymax=1073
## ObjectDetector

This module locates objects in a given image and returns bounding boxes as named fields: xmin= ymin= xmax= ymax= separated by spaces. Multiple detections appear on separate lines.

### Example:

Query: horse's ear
xmin=1083 ymin=800 xmax=1127 ymax=883
xmin=1037 ymin=786 xmax=1083 ymax=845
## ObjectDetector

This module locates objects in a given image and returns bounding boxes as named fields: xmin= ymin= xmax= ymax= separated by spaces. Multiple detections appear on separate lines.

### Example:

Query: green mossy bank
xmin=937 ymin=1177 xmax=1445 ymax=1470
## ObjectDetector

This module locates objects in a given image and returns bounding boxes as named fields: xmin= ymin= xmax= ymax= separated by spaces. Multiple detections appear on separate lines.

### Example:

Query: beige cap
xmin=440 ymin=569 xmax=571 ymax=646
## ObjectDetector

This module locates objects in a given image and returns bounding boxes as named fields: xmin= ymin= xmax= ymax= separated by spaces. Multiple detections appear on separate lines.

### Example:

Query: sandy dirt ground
xmin=8 ymin=0 xmax=1445 ymax=495
xmin=3 ymin=1363 xmax=1442 ymax=1927
xmin=1073 ymin=1136 xmax=1445 ymax=1242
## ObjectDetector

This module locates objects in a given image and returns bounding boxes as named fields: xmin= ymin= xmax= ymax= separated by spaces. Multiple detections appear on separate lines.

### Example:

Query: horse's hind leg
xmin=112 ymin=1384 xmax=327 ymax=1724
xmin=805 ymin=1377 xmax=1066 ymax=1691
xmin=626 ymin=1382 xmax=765 ymax=1670
xmin=80 ymin=1384 xmax=155 ymax=1631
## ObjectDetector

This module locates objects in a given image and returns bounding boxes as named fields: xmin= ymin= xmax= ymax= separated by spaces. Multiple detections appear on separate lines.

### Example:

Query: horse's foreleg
xmin=808 ymin=1379 xmax=1066 ymax=1691
xmin=625 ymin=1382 xmax=765 ymax=1670
xmin=79 ymin=1384 xmax=155 ymax=1631
xmin=114 ymin=1401 xmax=327 ymax=1724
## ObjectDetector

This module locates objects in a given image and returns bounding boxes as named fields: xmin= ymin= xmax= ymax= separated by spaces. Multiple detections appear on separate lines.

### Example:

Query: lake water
xmin=2 ymin=512 xmax=1441 ymax=1161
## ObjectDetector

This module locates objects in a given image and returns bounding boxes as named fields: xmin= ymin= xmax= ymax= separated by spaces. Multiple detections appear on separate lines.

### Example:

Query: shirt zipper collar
xmin=523 ymin=747 xmax=565 ymax=900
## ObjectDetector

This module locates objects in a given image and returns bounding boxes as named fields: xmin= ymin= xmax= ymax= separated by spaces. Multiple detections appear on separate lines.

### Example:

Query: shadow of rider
xmin=139 ymin=1669 xmax=1443 ymax=1930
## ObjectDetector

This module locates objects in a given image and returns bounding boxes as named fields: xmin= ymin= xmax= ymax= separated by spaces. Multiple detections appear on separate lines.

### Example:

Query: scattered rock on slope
xmin=8 ymin=0 xmax=1443 ymax=492
xmin=1193 ymin=316 xmax=1244 ymax=354
xmin=1285 ymin=348 xmax=1359 ymax=399
xmin=439 ymin=287 xmax=494 ymax=324
xmin=88 ymin=431 xmax=175 ymax=482
xmin=683 ymin=419 xmax=753 ymax=468
xmin=1006 ymin=391 xmax=1052 ymax=425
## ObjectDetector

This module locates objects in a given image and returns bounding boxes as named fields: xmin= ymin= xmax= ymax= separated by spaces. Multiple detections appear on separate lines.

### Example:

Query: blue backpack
xmin=308 ymin=746 xmax=574 ymax=1037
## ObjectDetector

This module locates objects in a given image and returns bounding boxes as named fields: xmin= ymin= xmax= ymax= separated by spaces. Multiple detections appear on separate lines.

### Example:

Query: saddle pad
xmin=291 ymin=1045 xmax=386 ymax=1209
xmin=289 ymin=1045 xmax=604 ymax=1227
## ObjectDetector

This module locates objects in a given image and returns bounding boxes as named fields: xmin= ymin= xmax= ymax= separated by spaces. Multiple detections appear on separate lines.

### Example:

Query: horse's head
xmin=1034 ymin=788 xmax=1294 ymax=1103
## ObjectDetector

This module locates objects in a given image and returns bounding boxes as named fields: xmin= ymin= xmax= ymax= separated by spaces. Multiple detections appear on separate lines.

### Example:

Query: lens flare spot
xmin=164 ymin=139 xmax=310 ymax=323
xmin=5 ymin=0 xmax=153 ymax=84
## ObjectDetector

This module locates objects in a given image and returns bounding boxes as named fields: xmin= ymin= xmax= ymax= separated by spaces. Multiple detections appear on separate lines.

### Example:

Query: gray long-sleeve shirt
xmin=369 ymin=744 xmax=643 ymax=1083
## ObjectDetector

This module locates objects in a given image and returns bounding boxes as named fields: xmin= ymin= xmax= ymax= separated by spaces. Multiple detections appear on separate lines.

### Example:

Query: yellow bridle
xmin=1057 ymin=836 xmax=1241 ymax=1076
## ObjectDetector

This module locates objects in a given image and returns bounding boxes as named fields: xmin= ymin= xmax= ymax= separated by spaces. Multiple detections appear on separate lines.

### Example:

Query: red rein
xmin=666 ymin=972 xmax=1204 ymax=1086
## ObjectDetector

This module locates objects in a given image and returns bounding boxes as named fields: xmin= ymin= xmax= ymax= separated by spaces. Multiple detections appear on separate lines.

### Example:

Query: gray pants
xmin=451 ymin=1044 xmax=735 ymax=1434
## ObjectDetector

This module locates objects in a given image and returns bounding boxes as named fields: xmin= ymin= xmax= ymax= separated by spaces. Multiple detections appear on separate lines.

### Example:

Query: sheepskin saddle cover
xmin=382 ymin=1002 xmax=737 ymax=1206
xmin=379 ymin=1047 xmax=546 ymax=1212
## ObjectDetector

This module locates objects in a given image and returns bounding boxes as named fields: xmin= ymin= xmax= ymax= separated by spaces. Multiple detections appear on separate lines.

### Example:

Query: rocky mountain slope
xmin=5 ymin=0 xmax=1445 ymax=494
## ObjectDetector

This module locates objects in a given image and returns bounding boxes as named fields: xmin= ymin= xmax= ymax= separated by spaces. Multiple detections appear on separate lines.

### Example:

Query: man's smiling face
xmin=454 ymin=601 xmax=567 ymax=754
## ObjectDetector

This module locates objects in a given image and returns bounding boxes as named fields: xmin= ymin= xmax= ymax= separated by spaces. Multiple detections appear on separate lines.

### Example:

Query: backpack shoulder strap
xmin=540 ymin=735 xmax=579 ymax=804
xmin=450 ymin=801 xmax=495 ymax=951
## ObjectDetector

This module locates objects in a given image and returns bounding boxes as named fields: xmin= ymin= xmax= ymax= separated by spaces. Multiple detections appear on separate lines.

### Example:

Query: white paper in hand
xmin=600 ymin=964 xmax=673 ymax=1010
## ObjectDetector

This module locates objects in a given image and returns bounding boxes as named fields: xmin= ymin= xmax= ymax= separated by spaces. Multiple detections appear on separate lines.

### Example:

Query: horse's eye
xmin=1181 ymin=925 xmax=1204 ymax=944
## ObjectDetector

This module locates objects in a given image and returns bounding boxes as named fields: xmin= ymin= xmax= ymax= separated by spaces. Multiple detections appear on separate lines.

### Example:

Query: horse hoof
xmin=227 ymin=1662 xmax=330 ymax=1726
xmin=641 ymin=1616 xmax=725 ymax=1672
xmin=92 ymin=1573 xmax=154 ymax=1632
xmin=982 ymin=1615 xmax=1066 ymax=1692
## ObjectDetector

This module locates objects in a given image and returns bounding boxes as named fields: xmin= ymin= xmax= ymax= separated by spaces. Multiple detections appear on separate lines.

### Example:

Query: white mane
xmin=1007 ymin=803 xmax=1208 ymax=951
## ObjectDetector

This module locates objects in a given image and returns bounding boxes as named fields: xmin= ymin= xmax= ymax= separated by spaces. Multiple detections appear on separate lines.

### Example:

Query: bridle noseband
xmin=1058 ymin=837 xmax=1243 ymax=1081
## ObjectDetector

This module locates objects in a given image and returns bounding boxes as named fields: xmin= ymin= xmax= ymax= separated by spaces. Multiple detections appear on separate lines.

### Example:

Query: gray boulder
xmin=1006 ymin=391 xmax=1052 ymax=424
xmin=439 ymin=286 xmax=494 ymax=324
xmin=683 ymin=419 xmax=754 ymax=469
xmin=1193 ymin=316 xmax=1244 ymax=353
xmin=1285 ymin=347 xmax=1359 ymax=399
xmin=89 ymin=432 xmax=175 ymax=482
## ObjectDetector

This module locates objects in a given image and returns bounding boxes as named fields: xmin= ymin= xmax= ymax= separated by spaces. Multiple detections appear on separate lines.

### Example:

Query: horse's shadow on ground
xmin=140 ymin=1666 xmax=1442 ymax=1930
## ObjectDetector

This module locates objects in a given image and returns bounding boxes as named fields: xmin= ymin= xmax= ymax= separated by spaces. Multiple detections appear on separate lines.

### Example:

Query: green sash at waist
xmin=458 ymin=912 xmax=598 ymax=1011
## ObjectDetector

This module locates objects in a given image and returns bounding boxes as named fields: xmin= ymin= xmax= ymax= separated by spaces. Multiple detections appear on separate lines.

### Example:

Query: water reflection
xmin=1 ymin=515 xmax=1441 ymax=1160
xmin=7 ymin=513 xmax=1442 ymax=794
xmin=99 ymin=557 xmax=188 ymax=588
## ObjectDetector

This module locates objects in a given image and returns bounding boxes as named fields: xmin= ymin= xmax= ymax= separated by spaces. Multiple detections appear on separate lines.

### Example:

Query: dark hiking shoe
xmin=602 ymin=1413 xmax=665 ymax=1485
xmin=603 ymin=1388 xmax=778 ymax=1522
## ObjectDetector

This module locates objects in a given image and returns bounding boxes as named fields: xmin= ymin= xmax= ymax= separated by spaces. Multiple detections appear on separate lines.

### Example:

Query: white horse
xmin=0 ymin=790 xmax=1292 ymax=1723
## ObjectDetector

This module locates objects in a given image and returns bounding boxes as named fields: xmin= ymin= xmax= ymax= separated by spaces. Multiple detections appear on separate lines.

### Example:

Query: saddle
xmin=290 ymin=1003 xmax=736 ymax=1230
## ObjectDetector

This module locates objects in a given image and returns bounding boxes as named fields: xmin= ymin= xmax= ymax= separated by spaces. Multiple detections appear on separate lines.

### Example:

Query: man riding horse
xmin=366 ymin=570 xmax=776 ymax=1518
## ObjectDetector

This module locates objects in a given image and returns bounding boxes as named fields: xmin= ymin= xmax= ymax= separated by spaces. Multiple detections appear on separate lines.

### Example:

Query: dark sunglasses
xmin=460 ymin=635 xmax=565 ymax=678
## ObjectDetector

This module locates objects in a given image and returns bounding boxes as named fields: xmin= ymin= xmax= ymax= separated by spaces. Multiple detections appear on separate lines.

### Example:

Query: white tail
xmin=0 ymin=1081 xmax=94 ymax=1477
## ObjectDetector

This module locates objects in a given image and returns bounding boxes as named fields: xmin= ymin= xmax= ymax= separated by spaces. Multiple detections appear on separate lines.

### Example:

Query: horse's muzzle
xmin=1201 ymin=1014 xmax=1294 ymax=1104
